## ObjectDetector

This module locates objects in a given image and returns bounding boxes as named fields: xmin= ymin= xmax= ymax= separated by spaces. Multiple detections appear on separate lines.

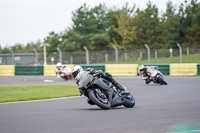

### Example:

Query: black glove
xmin=104 ymin=72 xmax=113 ymax=78
xmin=79 ymin=87 xmax=84 ymax=94
xmin=94 ymin=70 xmax=103 ymax=75
xmin=86 ymin=68 xmax=95 ymax=74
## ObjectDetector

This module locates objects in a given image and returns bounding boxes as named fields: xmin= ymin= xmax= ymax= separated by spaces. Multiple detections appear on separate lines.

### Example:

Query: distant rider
xmin=55 ymin=62 xmax=72 ymax=80
xmin=138 ymin=65 xmax=158 ymax=84
xmin=71 ymin=65 xmax=125 ymax=105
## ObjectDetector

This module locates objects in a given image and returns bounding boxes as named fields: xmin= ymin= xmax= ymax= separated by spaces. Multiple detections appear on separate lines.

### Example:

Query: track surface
xmin=0 ymin=76 xmax=200 ymax=133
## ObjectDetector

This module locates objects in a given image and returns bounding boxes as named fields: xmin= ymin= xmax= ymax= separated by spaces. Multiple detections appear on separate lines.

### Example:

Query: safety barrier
xmin=44 ymin=64 xmax=74 ymax=76
xmin=81 ymin=65 xmax=105 ymax=72
xmin=105 ymin=64 xmax=138 ymax=76
xmin=170 ymin=63 xmax=197 ymax=76
xmin=0 ymin=65 xmax=15 ymax=76
xmin=0 ymin=64 xmax=199 ymax=76
xmin=198 ymin=64 xmax=200 ymax=75
xmin=15 ymin=66 xmax=43 ymax=75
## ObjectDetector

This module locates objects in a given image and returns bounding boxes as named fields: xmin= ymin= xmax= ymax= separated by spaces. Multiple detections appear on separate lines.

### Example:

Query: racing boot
xmin=112 ymin=80 xmax=125 ymax=91
xmin=101 ymin=72 xmax=124 ymax=91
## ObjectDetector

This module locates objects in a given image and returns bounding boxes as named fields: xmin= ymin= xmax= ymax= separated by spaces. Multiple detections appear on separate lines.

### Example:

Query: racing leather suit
xmin=86 ymin=68 xmax=124 ymax=91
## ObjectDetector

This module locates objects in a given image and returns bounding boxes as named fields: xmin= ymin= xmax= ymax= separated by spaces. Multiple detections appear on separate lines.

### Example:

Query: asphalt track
xmin=0 ymin=76 xmax=200 ymax=133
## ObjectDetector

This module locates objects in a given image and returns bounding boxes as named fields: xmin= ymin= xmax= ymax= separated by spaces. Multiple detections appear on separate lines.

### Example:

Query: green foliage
xmin=61 ymin=4 xmax=110 ymax=51
xmin=44 ymin=31 xmax=62 ymax=52
xmin=161 ymin=1 xmax=180 ymax=48
xmin=184 ymin=0 xmax=200 ymax=47
xmin=133 ymin=1 xmax=163 ymax=49
xmin=119 ymin=53 xmax=200 ymax=64
xmin=110 ymin=3 xmax=137 ymax=50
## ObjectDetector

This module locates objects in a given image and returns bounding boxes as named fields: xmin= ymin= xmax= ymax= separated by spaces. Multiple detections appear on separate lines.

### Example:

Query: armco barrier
xmin=198 ymin=64 xmax=200 ymax=75
xmin=170 ymin=63 xmax=197 ymax=76
xmin=0 ymin=65 xmax=15 ymax=76
xmin=15 ymin=66 xmax=43 ymax=75
xmin=144 ymin=65 xmax=170 ymax=75
xmin=105 ymin=64 xmax=138 ymax=76
xmin=44 ymin=64 xmax=74 ymax=76
xmin=81 ymin=65 xmax=105 ymax=72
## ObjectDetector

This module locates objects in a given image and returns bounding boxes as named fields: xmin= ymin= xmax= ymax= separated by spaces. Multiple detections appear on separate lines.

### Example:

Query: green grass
xmin=0 ymin=85 xmax=80 ymax=103
xmin=118 ymin=53 xmax=200 ymax=64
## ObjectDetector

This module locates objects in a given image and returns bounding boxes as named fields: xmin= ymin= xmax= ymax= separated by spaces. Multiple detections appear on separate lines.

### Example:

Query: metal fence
xmin=0 ymin=48 xmax=199 ymax=65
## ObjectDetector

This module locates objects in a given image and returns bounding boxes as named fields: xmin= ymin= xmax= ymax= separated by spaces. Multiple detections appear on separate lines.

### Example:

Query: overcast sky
xmin=0 ymin=0 xmax=185 ymax=48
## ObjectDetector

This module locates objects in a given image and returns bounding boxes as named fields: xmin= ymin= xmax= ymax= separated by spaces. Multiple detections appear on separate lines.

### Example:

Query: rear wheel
xmin=88 ymin=89 xmax=111 ymax=110
xmin=123 ymin=94 xmax=135 ymax=108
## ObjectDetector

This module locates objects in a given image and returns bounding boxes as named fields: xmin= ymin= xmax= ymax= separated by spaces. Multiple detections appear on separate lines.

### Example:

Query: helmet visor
xmin=72 ymin=69 xmax=80 ymax=78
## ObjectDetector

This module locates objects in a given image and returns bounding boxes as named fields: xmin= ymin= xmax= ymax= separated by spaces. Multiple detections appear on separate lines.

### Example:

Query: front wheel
xmin=123 ymin=94 xmax=135 ymax=108
xmin=157 ymin=76 xmax=167 ymax=85
xmin=88 ymin=89 xmax=111 ymax=110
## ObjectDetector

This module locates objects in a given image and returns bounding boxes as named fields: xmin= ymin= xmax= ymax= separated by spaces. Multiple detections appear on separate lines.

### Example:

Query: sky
xmin=0 ymin=0 xmax=186 ymax=48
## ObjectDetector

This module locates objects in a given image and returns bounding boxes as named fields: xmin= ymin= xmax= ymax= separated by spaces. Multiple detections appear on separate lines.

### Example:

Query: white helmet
xmin=72 ymin=65 xmax=83 ymax=80
xmin=138 ymin=65 xmax=145 ymax=74
xmin=56 ymin=62 xmax=62 ymax=67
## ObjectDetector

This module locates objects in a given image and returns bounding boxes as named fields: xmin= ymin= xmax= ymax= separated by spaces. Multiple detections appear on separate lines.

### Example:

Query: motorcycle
xmin=77 ymin=71 xmax=135 ymax=110
xmin=145 ymin=67 xmax=167 ymax=85
xmin=57 ymin=67 xmax=73 ymax=80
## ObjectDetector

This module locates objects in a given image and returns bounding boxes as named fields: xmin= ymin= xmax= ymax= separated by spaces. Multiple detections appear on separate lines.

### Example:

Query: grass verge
xmin=0 ymin=85 xmax=79 ymax=103
xmin=106 ymin=53 xmax=200 ymax=64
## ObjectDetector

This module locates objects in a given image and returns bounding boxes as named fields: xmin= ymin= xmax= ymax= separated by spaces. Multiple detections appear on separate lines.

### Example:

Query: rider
xmin=55 ymin=62 xmax=72 ymax=79
xmin=71 ymin=65 xmax=125 ymax=105
xmin=138 ymin=65 xmax=158 ymax=84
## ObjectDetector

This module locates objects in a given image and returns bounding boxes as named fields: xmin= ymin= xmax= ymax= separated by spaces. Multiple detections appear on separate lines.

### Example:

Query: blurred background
xmin=0 ymin=0 xmax=200 ymax=65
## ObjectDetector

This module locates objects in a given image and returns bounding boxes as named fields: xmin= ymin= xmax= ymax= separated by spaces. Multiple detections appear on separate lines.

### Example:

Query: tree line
xmin=0 ymin=0 xmax=200 ymax=53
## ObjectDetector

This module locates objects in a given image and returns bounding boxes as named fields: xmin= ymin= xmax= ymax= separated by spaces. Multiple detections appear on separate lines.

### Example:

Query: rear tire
xmin=88 ymin=89 xmax=111 ymax=110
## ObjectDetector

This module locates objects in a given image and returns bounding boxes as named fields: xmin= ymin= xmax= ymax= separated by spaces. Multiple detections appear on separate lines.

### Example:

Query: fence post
xmin=177 ymin=43 xmax=182 ymax=63
xmin=57 ymin=48 xmax=62 ymax=63
xmin=83 ymin=46 xmax=89 ymax=65
xmin=169 ymin=48 xmax=173 ymax=58
xmin=33 ymin=48 xmax=38 ymax=65
xmin=70 ymin=56 xmax=73 ymax=64
xmin=187 ymin=47 xmax=189 ymax=55
xmin=139 ymin=51 xmax=142 ymax=60
xmin=145 ymin=44 xmax=150 ymax=65
xmin=9 ymin=49 xmax=14 ymax=65
xmin=40 ymin=43 xmax=49 ymax=66
xmin=105 ymin=53 xmax=108 ymax=63
xmin=155 ymin=50 xmax=157 ymax=59
xmin=113 ymin=45 xmax=118 ymax=64
xmin=125 ymin=53 xmax=128 ymax=62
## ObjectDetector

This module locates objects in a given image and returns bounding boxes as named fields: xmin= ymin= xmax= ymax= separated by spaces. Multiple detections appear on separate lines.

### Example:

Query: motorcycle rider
xmin=138 ymin=65 xmax=158 ymax=84
xmin=55 ymin=62 xmax=72 ymax=80
xmin=71 ymin=65 xmax=125 ymax=105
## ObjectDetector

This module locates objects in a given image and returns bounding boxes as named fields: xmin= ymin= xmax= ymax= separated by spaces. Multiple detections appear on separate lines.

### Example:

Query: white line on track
xmin=0 ymin=96 xmax=84 ymax=105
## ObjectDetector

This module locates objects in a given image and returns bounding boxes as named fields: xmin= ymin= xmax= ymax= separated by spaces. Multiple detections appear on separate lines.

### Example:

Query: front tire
xmin=123 ymin=94 xmax=135 ymax=108
xmin=157 ymin=76 xmax=167 ymax=85
xmin=88 ymin=89 xmax=111 ymax=110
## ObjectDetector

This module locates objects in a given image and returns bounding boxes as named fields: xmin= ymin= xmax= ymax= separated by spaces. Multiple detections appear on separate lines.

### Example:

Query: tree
xmin=110 ymin=3 xmax=137 ymax=50
xmin=184 ymin=0 xmax=200 ymax=47
xmin=11 ymin=43 xmax=24 ymax=53
xmin=62 ymin=3 xmax=110 ymax=51
xmin=133 ymin=1 xmax=163 ymax=49
xmin=161 ymin=1 xmax=180 ymax=48
xmin=44 ymin=31 xmax=62 ymax=52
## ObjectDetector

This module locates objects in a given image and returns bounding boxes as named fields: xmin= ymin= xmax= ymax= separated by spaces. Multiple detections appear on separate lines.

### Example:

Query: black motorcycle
xmin=77 ymin=71 xmax=135 ymax=110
